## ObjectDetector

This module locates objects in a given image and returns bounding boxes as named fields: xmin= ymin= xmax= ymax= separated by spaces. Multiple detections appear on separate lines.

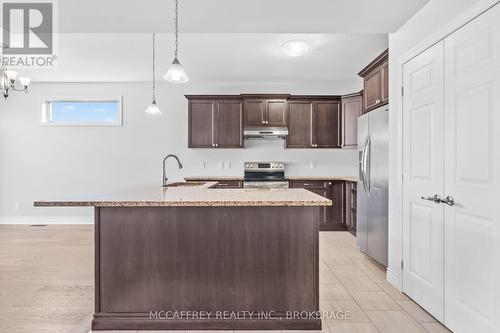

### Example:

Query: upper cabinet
xmin=358 ymin=49 xmax=389 ymax=113
xmin=341 ymin=92 xmax=363 ymax=148
xmin=286 ymin=97 xmax=341 ymax=148
xmin=187 ymin=96 xmax=243 ymax=148
xmin=242 ymin=95 xmax=288 ymax=127
xmin=186 ymin=94 xmax=352 ymax=149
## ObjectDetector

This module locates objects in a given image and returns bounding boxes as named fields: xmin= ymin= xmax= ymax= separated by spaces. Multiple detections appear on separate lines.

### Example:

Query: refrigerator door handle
xmin=361 ymin=136 xmax=370 ymax=196
xmin=366 ymin=136 xmax=372 ymax=195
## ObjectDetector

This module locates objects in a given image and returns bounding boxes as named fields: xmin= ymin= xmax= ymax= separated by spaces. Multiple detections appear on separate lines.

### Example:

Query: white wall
xmin=0 ymin=81 xmax=361 ymax=222
xmin=387 ymin=0 xmax=491 ymax=288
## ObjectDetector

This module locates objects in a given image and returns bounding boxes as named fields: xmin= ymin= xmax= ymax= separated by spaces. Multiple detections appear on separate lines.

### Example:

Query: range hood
xmin=244 ymin=126 xmax=289 ymax=140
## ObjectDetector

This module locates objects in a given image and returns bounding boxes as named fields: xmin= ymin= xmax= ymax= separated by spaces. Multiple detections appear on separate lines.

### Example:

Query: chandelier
xmin=1 ymin=44 xmax=31 ymax=99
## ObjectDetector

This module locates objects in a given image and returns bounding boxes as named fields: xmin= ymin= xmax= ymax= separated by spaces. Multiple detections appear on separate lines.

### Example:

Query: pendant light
xmin=164 ymin=0 xmax=189 ymax=83
xmin=145 ymin=33 xmax=161 ymax=115
xmin=1 ymin=43 xmax=31 ymax=99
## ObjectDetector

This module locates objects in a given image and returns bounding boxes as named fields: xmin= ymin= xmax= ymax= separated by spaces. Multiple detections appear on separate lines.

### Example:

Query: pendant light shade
xmin=164 ymin=57 xmax=189 ymax=83
xmin=164 ymin=0 xmax=189 ymax=83
xmin=145 ymin=99 xmax=161 ymax=115
xmin=145 ymin=33 xmax=161 ymax=115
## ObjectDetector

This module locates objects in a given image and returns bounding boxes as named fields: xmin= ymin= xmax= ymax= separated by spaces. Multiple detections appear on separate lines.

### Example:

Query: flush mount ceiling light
xmin=1 ymin=44 xmax=31 ymax=100
xmin=145 ymin=33 xmax=161 ymax=115
xmin=281 ymin=39 xmax=311 ymax=57
xmin=164 ymin=0 xmax=189 ymax=83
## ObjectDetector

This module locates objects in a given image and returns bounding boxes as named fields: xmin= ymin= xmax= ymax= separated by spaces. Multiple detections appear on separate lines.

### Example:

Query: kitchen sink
xmin=164 ymin=181 xmax=205 ymax=188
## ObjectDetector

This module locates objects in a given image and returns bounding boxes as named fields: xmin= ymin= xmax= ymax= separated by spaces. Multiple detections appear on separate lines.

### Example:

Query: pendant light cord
xmin=174 ymin=0 xmax=179 ymax=58
xmin=152 ymin=32 xmax=156 ymax=101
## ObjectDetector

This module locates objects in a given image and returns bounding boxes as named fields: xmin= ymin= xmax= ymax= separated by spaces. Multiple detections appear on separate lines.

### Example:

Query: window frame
xmin=40 ymin=96 xmax=123 ymax=126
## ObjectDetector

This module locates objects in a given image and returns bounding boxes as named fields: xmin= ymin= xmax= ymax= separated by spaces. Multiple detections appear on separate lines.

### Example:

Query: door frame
xmin=390 ymin=0 xmax=500 ymax=291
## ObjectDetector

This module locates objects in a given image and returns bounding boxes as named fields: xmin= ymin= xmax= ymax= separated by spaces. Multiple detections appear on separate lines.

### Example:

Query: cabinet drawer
xmin=289 ymin=180 xmax=328 ymax=189
xmin=215 ymin=180 xmax=243 ymax=188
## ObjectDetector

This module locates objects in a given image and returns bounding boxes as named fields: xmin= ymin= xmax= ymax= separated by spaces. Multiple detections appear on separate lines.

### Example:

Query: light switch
xmin=310 ymin=161 xmax=316 ymax=169
xmin=224 ymin=161 xmax=231 ymax=169
xmin=218 ymin=161 xmax=224 ymax=169
xmin=200 ymin=161 xmax=206 ymax=169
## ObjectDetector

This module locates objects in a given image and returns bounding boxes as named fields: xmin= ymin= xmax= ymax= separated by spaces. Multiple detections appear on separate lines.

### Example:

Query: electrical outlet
xmin=14 ymin=203 xmax=21 ymax=211
xmin=218 ymin=161 xmax=224 ymax=169
xmin=224 ymin=161 xmax=231 ymax=169
xmin=200 ymin=161 xmax=206 ymax=169
xmin=309 ymin=161 xmax=316 ymax=169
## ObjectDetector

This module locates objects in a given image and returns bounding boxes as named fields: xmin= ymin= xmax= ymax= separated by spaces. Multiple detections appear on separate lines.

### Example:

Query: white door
xmin=402 ymin=41 xmax=445 ymax=321
xmin=443 ymin=4 xmax=500 ymax=332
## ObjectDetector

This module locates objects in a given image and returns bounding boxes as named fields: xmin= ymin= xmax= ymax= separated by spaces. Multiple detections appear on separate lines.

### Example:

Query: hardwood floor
xmin=0 ymin=225 xmax=451 ymax=333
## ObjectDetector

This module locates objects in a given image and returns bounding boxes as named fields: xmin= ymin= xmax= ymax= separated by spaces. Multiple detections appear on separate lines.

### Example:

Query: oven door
xmin=243 ymin=181 xmax=289 ymax=189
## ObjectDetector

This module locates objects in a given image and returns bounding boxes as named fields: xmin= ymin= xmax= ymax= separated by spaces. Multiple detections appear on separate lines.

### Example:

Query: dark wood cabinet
xmin=286 ymin=101 xmax=312 ymax=148
xmin=216 ymin=101 xmax=243 ymax=147
xmin=188 ymin=100 xmax=216 ymax=148
xmin=187 ymin=94 xmax=343 ymax=149
xmin=186 ymin=179 xmax=243 ymax=188
xmin=286 ymin=97 xmax=341 ymax=149
xmin=243 ymin=95 xmax=287 ymax=127
xmin=289 ymin=180 xmax=346 ymax=231
xmin=341 ymin=92 xmax=363 ymax=148
xmin=243 ymin=99 xmax=266 ymax=126
xmin=345 ymin=181 xmax=357 ymax=236
xmin=381 ymin=60 xmax=389 ymax=104
xmin=187 ymin=97 xmax=243 ymax=148
xmin=358 ymin=49 xmax=389 ymax=113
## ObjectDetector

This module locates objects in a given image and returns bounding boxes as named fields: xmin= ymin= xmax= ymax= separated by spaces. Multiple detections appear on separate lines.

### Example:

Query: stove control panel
xmin=244 ymin=162 xmax=285 ymax=171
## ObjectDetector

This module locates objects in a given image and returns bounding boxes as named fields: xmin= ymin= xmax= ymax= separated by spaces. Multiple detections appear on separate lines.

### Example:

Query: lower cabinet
xmin=188 ymin=179 xmax=243 ymax=189
xmin=214 ymin=180 xmax=243 ymax=189
xmin=289 ymin=180 xmax=347 ymax=231
xmin=345 ymin=181 xmax=357 ymax=236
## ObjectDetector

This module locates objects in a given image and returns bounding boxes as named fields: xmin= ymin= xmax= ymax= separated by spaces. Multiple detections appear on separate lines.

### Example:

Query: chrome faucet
xmin=162 ymin=154 xmax=183 ymax=187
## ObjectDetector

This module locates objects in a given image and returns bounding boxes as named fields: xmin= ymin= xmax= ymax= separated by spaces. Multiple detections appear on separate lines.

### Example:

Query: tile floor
xmin=0 ymin=226 xmax=452 ymax=333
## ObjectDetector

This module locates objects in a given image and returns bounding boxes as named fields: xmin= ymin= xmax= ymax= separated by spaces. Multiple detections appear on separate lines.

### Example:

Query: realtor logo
xmin=2 ymin=2 xmax=53 ymax=54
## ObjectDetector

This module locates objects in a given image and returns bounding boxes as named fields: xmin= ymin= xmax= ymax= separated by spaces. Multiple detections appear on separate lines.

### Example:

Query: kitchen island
xmin=35 ymin=181 xmax=331 ymax=331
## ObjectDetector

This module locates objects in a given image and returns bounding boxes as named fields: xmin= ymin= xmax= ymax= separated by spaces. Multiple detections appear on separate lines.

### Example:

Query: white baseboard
xmin=386 ymin=266 xmax=402 ymax=291
xmin=0 ymin=216 xmax=93 ymax=225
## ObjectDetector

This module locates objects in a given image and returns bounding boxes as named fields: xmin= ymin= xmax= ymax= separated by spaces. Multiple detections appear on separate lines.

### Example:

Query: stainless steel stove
xmin=243 ymin=162 xmax=289 ymax=189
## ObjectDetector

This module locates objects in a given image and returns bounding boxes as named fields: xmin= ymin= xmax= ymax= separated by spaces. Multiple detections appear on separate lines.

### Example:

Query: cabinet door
xmin=364 ymin=68 xmax=382 ymax=112
xmin=189 ymin=100 xmax=216 ymax=148
xmin=309 ymin=188 xmax=328 ymax=225
xmin=216 ymin=101 xmax=243 ymax=148
xmin=326 ymin=181 xmax=345 ymax=230
xmin=286 ymin=101 xmax=313 ymax=148
xmin=266 ymin=100 xmax=287 ymax=126
xmin=243 ymin=99 xmax=266 ymax=126
xmin=381 ymin=61 xmax=389 ymax=104
xmin=341 ymin=95 xmax=362 ymax=148
xmin=313 ymin=101 xmax=341 ymax=148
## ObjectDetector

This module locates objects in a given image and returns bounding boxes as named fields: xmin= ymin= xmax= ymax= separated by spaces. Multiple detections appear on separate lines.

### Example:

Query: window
xmin=41 ymin=98 xmax=122 ymax=125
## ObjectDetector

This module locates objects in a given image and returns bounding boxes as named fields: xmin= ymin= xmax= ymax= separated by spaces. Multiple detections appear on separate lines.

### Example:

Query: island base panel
xmin=93 ymin=206 xmax=320 ymax=330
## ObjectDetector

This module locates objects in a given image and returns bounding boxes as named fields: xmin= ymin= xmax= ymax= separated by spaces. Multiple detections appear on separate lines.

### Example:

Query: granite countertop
xmin=186 ymin=176 xmax=357 ymax=182
xmin=287 ymin=176 xmax=358 ymax=182
xmin=185 ymin=176 xmax=243 ymax=181
xmin=34 ymin=181 xmax=332 ymax=207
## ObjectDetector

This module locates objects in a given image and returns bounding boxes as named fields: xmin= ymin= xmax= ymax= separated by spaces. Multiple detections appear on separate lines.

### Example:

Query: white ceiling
xmin=6 ymin=0 xmax=432 ymax=83
xmin=55 ymin=0 xmax=429 ymax=33
xmin=26 ymin=33 xmax=388 ymax=83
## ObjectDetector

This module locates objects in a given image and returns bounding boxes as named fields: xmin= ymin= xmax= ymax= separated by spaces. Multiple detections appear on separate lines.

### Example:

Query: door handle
xmin=421 ymin=194 xmax=441 ymax=204
xmin=441 ymin=196 xmax=455 ymax=206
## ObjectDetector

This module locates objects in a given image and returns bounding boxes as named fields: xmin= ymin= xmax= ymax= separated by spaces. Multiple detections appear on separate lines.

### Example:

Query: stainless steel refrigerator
xmin=357 ymin=106 xmax=389 ymax=267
